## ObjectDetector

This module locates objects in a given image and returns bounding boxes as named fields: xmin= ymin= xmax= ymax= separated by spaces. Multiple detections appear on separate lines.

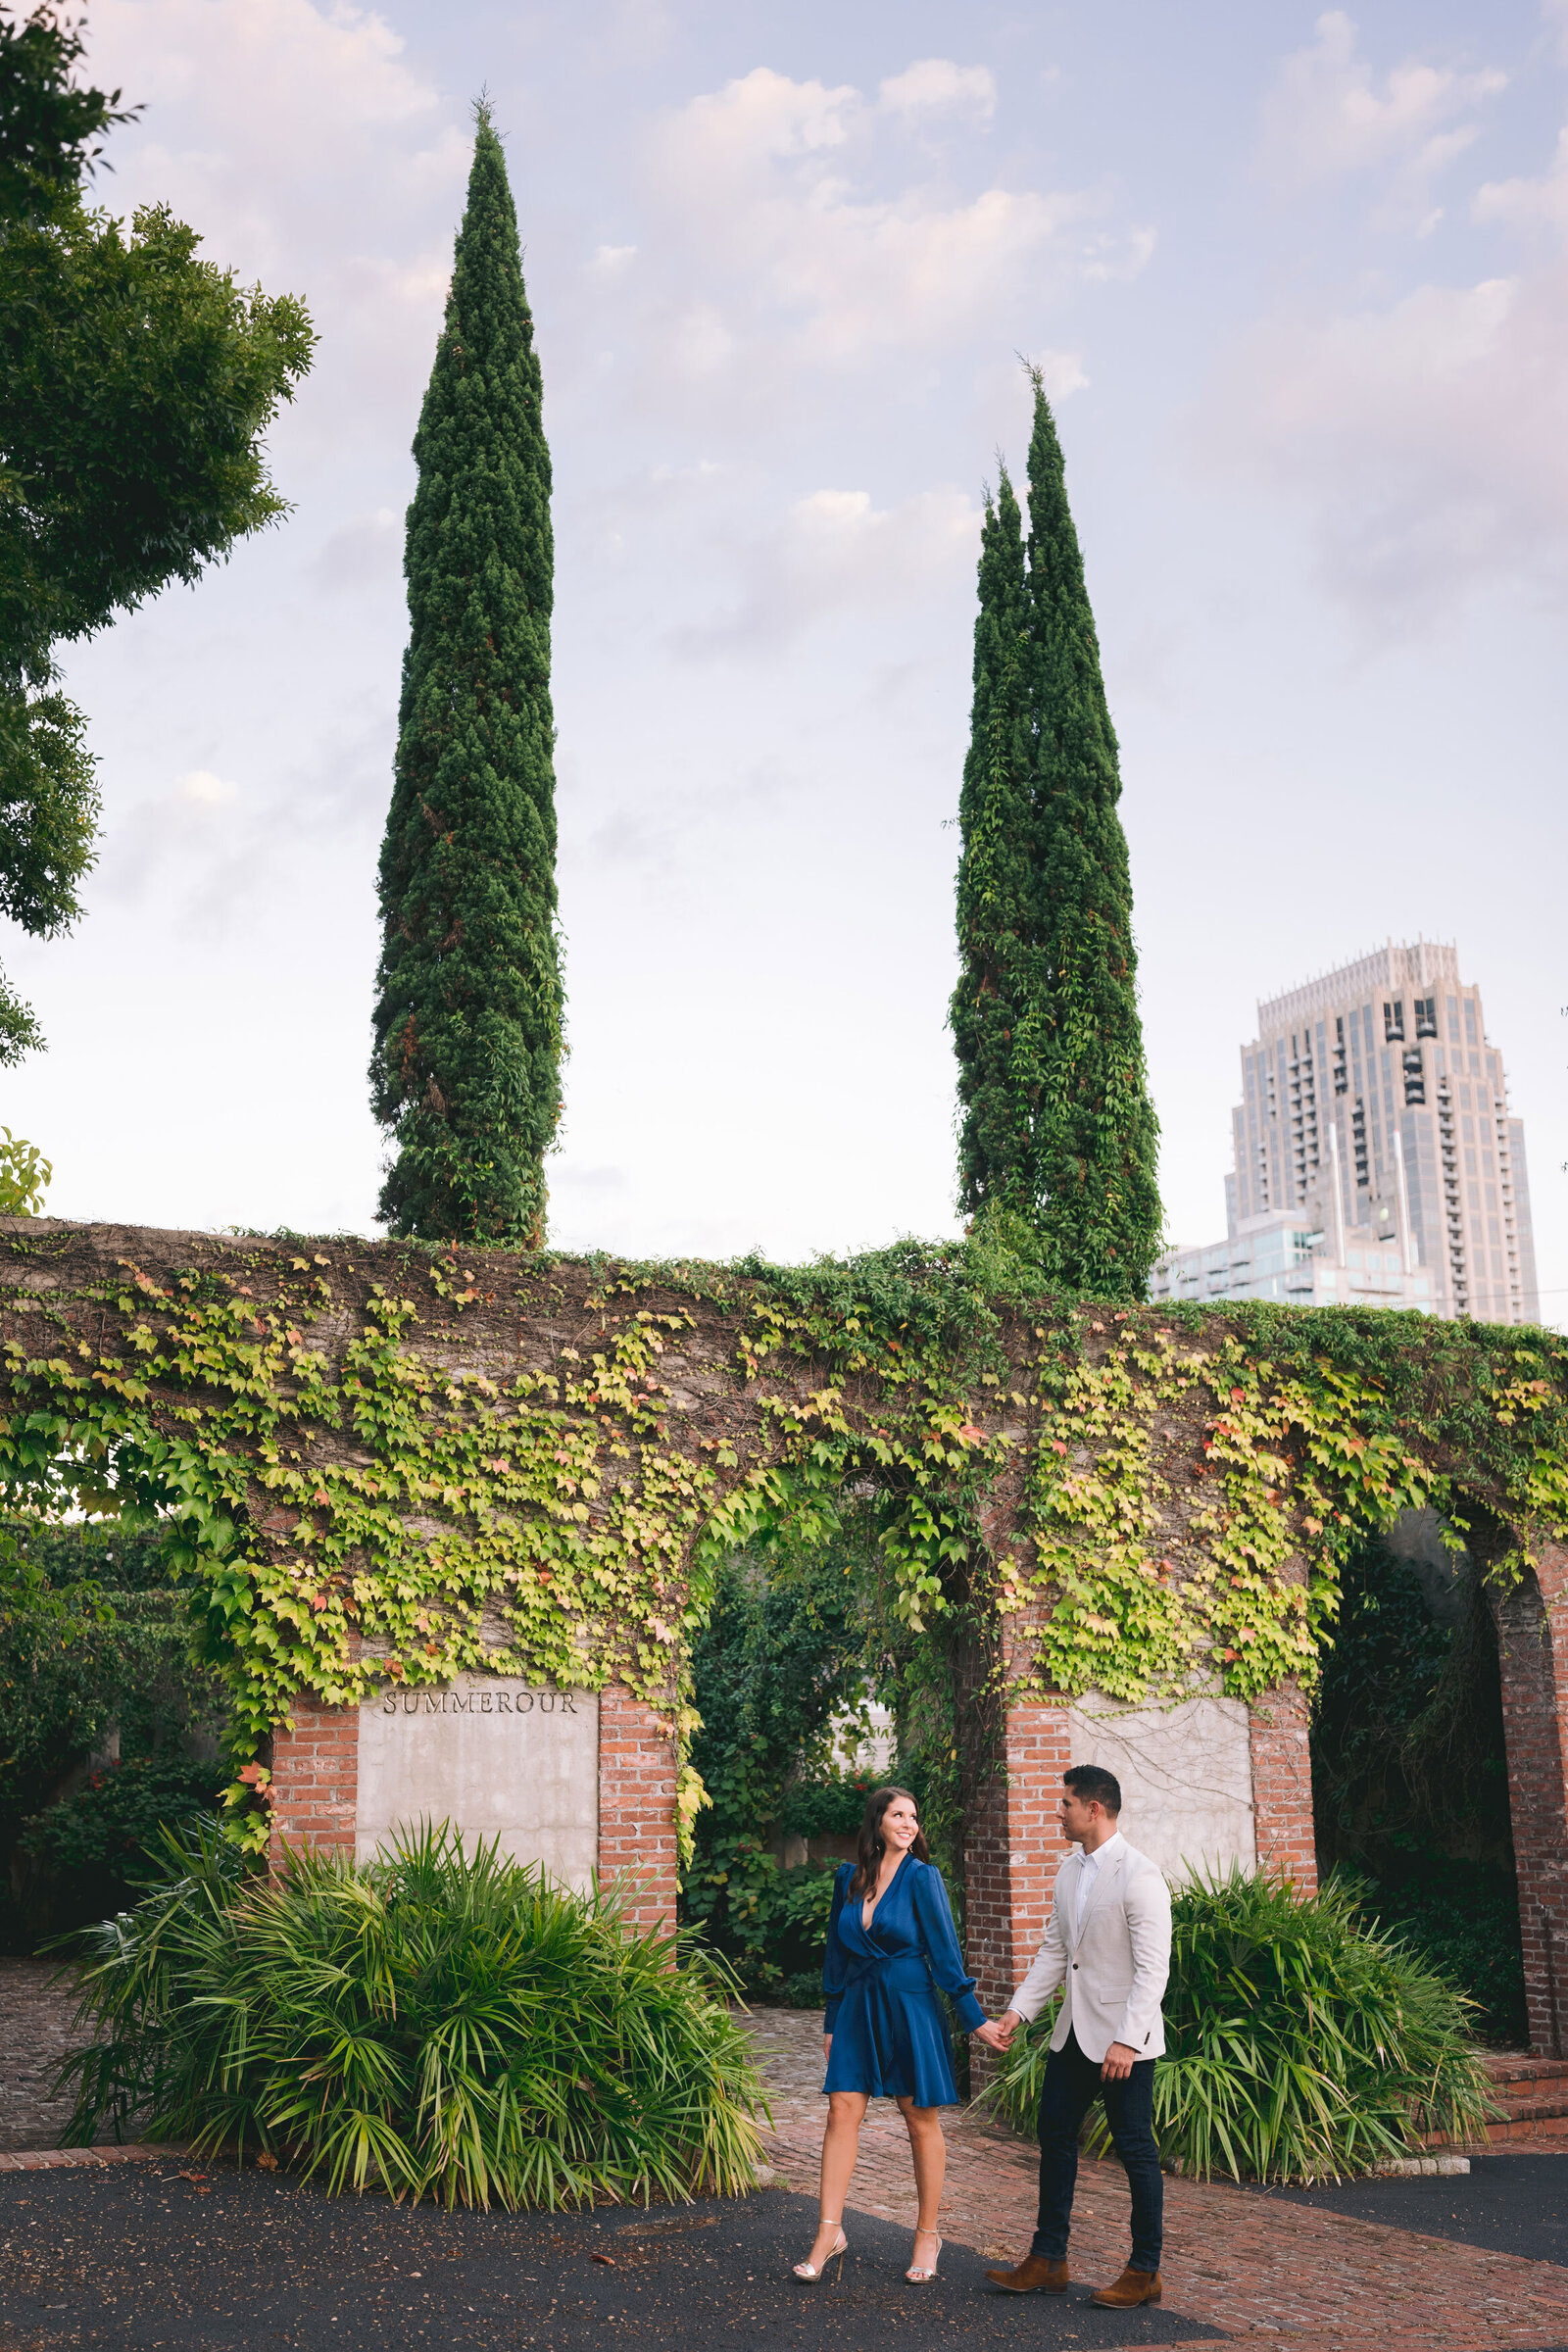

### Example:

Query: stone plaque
xmin=357 ymin=1677 xmax=599 ymax=1887
xmin=1066 ymin=1688 xmax=1256 ymax=1885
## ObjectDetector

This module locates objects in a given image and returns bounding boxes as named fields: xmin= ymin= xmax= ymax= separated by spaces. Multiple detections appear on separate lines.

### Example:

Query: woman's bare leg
xmin=897 ymin=2097 xmax=947 ymax=2259
xmin=806 ymin=2091 xmax=867 ymax=2264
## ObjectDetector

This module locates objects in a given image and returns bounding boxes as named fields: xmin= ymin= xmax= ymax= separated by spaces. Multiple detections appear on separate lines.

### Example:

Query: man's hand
xmin=975 ymin=2009 xmax=1022 ymax=2052
xmin=1101 ymin=2041 xmax=1138 ymax=2082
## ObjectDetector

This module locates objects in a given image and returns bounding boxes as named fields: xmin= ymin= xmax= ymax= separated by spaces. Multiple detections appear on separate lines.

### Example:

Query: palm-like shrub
xmin=985 ymin=1869 xmax=1497 ymax=2182
xmin=56 ymin=1823 xmax=767 ymax=2208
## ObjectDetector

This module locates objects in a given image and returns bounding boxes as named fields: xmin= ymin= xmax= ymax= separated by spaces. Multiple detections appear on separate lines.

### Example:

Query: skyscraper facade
xmin=1153 ymin=940 xmax=1540 ymax=1324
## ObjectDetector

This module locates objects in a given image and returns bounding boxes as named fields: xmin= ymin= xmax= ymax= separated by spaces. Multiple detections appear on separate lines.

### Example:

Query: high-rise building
xmin=1153 ymin=940 xmax=1541 ymax=1324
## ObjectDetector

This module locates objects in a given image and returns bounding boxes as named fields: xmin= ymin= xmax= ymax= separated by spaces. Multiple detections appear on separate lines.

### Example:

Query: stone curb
xmin=0 ymin=2143 xmax=181 ymax=2173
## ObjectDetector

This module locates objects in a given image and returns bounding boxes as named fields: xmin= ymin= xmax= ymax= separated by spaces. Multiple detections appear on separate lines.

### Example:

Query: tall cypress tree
xmin=369 ymin=106 xmax=563 ymax=1245
xmin=951 ymin=373 xmax=1161 ymax=1298
xmin=951 ymin=467 xmax=1039 ymax=1213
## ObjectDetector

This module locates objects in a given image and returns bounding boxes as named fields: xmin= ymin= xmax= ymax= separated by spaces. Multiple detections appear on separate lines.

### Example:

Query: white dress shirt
xmin=1075 ymin=1829 xmax=1124 ymax=1932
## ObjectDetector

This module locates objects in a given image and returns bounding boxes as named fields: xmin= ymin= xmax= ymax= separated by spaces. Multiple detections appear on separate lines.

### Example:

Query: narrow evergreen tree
xmin=950 ymin=468 xmax=1040 ymax=1212
xmin=369 ymin=106 xmax=563 ymax=1245
xmin=951 ymin=373 xmax=1162 ymax=1298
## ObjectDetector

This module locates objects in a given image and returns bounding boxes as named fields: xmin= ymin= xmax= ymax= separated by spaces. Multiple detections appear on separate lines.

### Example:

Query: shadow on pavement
xmin=0 ymin=2162 xmax=1223 ymax=2349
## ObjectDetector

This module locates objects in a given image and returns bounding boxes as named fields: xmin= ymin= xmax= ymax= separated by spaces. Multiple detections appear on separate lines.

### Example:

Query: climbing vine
xmin=1007 ymin=1303 xmax=1568 ymax=1707
xmin=0 ymin=1223 xmax=1562 ymax=1858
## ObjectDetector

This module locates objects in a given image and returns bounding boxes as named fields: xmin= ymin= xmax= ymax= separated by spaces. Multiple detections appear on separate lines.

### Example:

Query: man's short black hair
xmin=1064 ymin=1763 xmax=1122 ymax=1815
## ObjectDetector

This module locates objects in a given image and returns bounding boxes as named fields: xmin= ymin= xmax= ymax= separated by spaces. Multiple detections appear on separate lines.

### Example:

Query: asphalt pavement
xmin=0 ymin=2163 xmax=1213 ymax=2351
xmin=9 ymin=2149 xmax=1568 ymax=2349
xmin=1257 ymin=2149 xmax=1568 ymax=2269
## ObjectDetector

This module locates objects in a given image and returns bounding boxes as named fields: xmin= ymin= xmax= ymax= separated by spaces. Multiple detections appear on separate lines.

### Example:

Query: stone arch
xmin=0 ymin=1220 xmax=1562 ymax=2039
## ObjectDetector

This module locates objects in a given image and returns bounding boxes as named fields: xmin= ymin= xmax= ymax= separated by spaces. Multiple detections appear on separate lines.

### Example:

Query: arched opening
xmin=1310 ymin=1507 xmax=1524 ymax=2042
xmin=680 ymin=1467 xmax=978 ymax=2014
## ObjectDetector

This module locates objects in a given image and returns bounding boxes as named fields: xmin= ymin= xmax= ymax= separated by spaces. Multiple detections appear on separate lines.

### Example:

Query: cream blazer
xmin=1007 ymin=1836 xmax=1171 ymax=2064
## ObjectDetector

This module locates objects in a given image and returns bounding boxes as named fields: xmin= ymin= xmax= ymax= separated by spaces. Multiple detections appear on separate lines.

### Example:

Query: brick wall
xmin=1494 ymin=1542 xmax=1568 ymax=2056
xmin=268 ymin=1694 xmax=358 ymax=1865
xmin=962 ymin=1700 xmax=1073 ymax=2022
xmin=1249 ymin=1681 xmax=1319 ymax=1891
xmin=597 ymin=1682 xmax=679 ymax=1931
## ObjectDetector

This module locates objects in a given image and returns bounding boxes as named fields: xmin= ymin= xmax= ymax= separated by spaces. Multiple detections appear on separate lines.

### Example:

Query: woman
xmin=792 ymin=1785 xmax=1004 ymax=2285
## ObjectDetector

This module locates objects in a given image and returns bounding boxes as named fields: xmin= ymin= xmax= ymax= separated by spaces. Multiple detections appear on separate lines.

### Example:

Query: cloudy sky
xmin=11 ymin=0 xmax=1567 ymax=1322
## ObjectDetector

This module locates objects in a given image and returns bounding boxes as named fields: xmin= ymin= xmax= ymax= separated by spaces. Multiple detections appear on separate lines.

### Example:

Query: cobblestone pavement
xmin=743 ymin=2006 xmax=1568 ymax=2352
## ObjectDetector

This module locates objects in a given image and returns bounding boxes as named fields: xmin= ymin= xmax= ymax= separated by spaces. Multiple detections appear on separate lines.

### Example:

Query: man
xmin=984 ymin=1764 xmax=1171 ymax=2309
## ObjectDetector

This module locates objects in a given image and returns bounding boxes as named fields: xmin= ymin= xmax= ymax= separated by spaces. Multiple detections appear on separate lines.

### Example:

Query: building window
xmin=1384 ymin=999 xmax=1405 ymax=1043
xmin=1402 ymin=1048 xmax=1425 ymax=1105
xmin=1414 ymin=997 xmax=1437 ymax=1038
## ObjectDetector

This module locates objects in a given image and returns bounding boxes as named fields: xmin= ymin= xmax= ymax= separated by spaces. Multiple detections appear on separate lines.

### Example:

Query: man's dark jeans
xmin=1029 ymin=2029 xmax=1163 ymax=2274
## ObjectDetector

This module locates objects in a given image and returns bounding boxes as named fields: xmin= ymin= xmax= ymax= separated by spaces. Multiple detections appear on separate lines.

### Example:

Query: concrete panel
xmin=357 ymin=1677 xmax=599 ymax=1887
xmin=1065 ymin=1689 xmax=1256 ymax=1885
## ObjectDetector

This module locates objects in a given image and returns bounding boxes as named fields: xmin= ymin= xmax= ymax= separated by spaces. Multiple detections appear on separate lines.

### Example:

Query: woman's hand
xmin=974 ymin=2009 xmax=1021 ymax=2052
xmin=823 ymin=2034 xmax=832 ymax=2065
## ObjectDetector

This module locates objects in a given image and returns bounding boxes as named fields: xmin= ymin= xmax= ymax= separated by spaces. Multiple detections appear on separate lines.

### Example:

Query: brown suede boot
xmin=1089 ymin=2265 xmax=1162 ymax=2308
xmin=984 ymin=2255 xmax=1071 ymax=2294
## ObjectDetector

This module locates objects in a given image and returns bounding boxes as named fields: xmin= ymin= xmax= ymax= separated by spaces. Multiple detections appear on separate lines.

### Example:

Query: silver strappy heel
xmin=793 ymin=2222 xmax=848 ymax=2280
xmin=906 ymin=2227 xmax=942 ymax=2281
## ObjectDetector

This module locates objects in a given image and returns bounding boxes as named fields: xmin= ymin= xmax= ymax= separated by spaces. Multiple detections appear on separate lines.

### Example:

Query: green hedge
xmin=0 ymin=1514 xmax=229 ymax=1949
xmin=985 ymin=1869 xmax=1496 ymax=2181
xmin=778 ymin=1775 xmax=873 ymax=1842
xmin=16 ymin=1752 xmax=224 ymax=1936
xmin=58 ymin=1823 xmax=768 ymax=2209
xmin=1359 ymin=1862 xmax=1525 ymax=2047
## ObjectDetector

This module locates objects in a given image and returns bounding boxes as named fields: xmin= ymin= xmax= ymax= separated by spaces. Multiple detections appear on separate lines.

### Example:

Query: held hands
xmin=973 ymin=2009 xmax=1021 ymax=2052
xmin=970 ymin=2017 xmax=1135 ymax=2076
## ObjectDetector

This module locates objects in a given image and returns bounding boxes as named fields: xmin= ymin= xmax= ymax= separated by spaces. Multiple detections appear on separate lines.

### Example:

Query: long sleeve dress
xmin=821 ymin=1852 xmax=986 ymax=2105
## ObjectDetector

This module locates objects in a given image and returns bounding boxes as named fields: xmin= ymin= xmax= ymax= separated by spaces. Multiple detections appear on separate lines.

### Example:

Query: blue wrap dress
xmin=821 ymin=1853 xmax=986 ymax=2106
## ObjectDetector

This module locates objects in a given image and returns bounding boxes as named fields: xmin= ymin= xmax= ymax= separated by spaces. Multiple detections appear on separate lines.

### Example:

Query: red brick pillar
xmin=597 ymin=1683 xmax=679 ymax=1931
xmin=1249 ymin=1681 xmax=1319 ymax=1891
xmin=268 ymin=1694 xmax=359 ymax=1866
xmin=962 ymin=1697 xmax=1072 ymax=2023
xmin=1494 ymin=1542 xmax=1568 ymax=2057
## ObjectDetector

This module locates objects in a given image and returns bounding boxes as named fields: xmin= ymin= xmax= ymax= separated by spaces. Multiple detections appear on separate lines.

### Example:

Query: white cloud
xmin=877 ymin=60 xmax=997 ymax=126
xmin=639 ymin=65 xmax=1119 ymax=380
xmin=1083 ymin=225 xmax=1157 ymax=283
xmin=1023 ymin=350 xmax=1090 ymax=401
xmin=672 ymin=483 xmax=981 ymax=656
xmin=1258 ymin=10 xmax=1505 ymax=198
xmin=1200 ymin=56 xmax=1568 ymax=629
xmin=176 ymin=768 xmax=238 ymax=807
xmin=1476 ymin=125 xmax=1568 ymax=234
xmin=82 ymin=0 xmax=467 ymax=443
xmin=1200 ymin=262 xmax=1568 ymax=624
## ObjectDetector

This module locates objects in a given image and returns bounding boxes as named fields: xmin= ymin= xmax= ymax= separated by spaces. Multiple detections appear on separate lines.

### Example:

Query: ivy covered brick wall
xmin=0 ymin=1216 xmax=1563 ymax=1881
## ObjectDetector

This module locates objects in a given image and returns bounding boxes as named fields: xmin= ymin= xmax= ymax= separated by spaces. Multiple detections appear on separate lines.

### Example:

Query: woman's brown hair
xmin=847 ymin=1785 xmax=931 ymax=1899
